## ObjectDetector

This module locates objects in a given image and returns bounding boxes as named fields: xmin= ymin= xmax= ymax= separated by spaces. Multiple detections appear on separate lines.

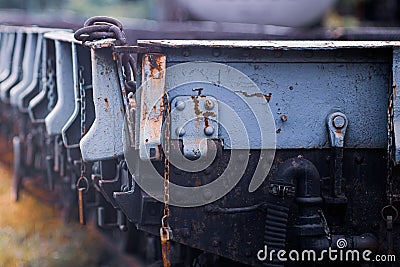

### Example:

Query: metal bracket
xmin=170 ymin=96 xmax=219 ymax=160
xmin=10 ymin=32 xmax=37 ymax=108
xmin=327 ymin=112 xmax=348 ymax=148
xmin=325 ymin=111 xmax=348 ymax=203
xmin=1 ymin=31 xmax=24 ymax=103
xmin=45 ymin=40 xmax=75 ymax=136
xmin=79 ymin=42 xmax=125 ymax=161
xmin=139 ymin=53 xmax=166 ymax=161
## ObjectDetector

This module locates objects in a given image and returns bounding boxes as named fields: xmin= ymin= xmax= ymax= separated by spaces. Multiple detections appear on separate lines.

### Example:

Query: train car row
xmin=0 ymin=17 xmax=400 ymax=266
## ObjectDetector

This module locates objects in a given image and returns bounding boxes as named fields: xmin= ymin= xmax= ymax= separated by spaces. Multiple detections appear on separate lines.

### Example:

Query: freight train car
xmin=0 ymin=17 xmax=399 ymax=266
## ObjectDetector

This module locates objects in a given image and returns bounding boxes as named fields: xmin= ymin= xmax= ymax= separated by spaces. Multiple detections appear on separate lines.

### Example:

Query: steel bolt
xmin=176 ymin=127 xmax=186 ymax=137
xmin=333 ymin=115 xmax=346 ymax=129
xmin=204 ymin=126 xmax=215 ymax=136
xmin=175 ymin=100 xmax=186 ymax=111
xmin=204 ymin=100 xmax=214 ymax=110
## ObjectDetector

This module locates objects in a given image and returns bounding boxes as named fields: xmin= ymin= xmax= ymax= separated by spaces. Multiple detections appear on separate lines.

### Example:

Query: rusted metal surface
xmin=138 ymin=53 xmax=166 ymax=160
xmin=79 ymin=42 xmax=125 ymax=161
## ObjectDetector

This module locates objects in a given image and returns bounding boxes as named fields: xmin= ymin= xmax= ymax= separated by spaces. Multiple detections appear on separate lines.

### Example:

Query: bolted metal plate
xmin=170 ymin=95 xmax=219 ymax=160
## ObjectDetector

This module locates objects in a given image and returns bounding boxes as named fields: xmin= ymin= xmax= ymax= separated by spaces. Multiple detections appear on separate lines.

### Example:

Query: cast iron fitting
xmin=271 ymin=157 xmax=322 ymax=203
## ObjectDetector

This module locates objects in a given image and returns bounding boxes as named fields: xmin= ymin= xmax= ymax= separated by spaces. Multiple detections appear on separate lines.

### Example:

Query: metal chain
xmin=79 ymin=66 xmax=87 ymax=181
xmin=76 ymin=66 xmax=90 ymax=225
xmin=46 ymin=58 xmax=56 ymax=111
xmin=74 ymin=16 xmax=127 ymax=46
xmin=162 ymin=91 xmax=170 ymax=228
xmin=387 ymin=93 xmax=394 ymax=204
xmin=160 ymin=91 xmax=172 ymax=267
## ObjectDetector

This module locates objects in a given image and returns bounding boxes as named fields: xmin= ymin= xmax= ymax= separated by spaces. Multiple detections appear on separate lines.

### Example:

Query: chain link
xmin=46 ymin=58 xmax=56 ymax=111
xmin=160 ymin=91 xmax=172 ymax=267
xmin=387 ymin=93 xmax=394 ymax=204
xmin=78 ymin=66 xmax=88 ymax=191
xmin=162 ymin=91 xmax=171 ymax=228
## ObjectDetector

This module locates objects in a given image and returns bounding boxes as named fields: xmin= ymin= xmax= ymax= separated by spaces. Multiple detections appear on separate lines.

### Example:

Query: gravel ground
xmin=0 ymin=147 xmax=138 ymax=267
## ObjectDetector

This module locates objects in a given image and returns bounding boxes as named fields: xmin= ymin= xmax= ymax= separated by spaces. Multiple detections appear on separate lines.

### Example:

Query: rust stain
xmin=194 ymin=179 xmax=202 ymax=186
xmin=149 ymin=54 xmax=165 ymax=79
xmin=192 ymin=96 xmax=201 ymax=116
xmin=394 ymin=83 xmax=397 ymax=98
xmin=203 ymin=111 xmax=216 ymax=118
xmin=237 ymin=91 xmax=272 ymax=102
xmin=204 ymin=117 xmax=209 ymax=128
xmin=104 ymin=98 xmax=109 ymax=109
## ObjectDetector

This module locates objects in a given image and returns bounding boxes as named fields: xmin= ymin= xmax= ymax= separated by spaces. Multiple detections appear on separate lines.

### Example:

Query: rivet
xmin=176 ymin=127 xmax=186 ymax=137
xmin=175 ymin=100 xmax=186 ymax=111
xmin=333 ymin=115 xmax=346 ymax=129
xmin=204 ymin=126 xmax=215 ymax=136
xmin=204 ymin=100 xmax=214 ymax=110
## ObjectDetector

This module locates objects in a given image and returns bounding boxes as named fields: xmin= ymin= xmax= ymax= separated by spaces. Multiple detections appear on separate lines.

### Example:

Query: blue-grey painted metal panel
xmin=45 ymin=40 xmax=75 ymax=135
xmin=0 ymin=31 xmax=24 ymax=103
xmin=392 ymin=48 xmax=400 ymax=164
xmin=79 ymin=40 xmax=125 ymax=162
xmin=18 ymin=33 xmax=44 ymax=112
xmin=61 ymin=43 xmax=81 ymax=148
xmin=0 ymin=32 xmax=15 ymax=82
xmin=138 ymin=40 xmax=392 ymax=150
xmin=10 ymin=32 xmax=38 ymax=107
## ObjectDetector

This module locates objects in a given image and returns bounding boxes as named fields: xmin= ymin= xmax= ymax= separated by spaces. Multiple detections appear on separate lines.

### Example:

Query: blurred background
xmin=0 ymin=0 xmax=399 ymax=29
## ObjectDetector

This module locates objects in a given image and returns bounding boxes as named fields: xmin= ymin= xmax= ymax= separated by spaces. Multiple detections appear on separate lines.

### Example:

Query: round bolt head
xmin=204 ymin=126 xmax=215 ymax=136
xmin=333 ymin=115 xmax=346 ymax=129
xmin=204 ymin=100 xmax=214 ymax=110
xmin=175 ymin=100 xmax=186 ymax=111
xmin=175 ymin=127 xmax=186 ymax=137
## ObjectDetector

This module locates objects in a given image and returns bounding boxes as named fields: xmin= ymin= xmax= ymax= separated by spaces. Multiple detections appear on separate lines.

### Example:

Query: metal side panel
xmin=10 ymin=32 xmax=38 ymax=107
xmin=28 ymin=38 xmax=55 ymax=123
xmin=393 ymin=48 xmax=400 ymax=165
xmin=45 ymin=40 xmax=74 ymax=136
xmin=62 ymin=44 xmax=93 ymax=148
xmin=0 ymin=32 xmax=15 ymax=82
xmin=79 ymin=45 xmax=125 ymax=162
xmin=154 ymin=44 xmax=391 ymax=150
xmin=0 ymin=31 xmax=24 ymax=103
xmin=138 ymin=53 xmax=167 ymax=160
xmin=61 ymin=43 xmax=81 ymax=148
xmin=18 ymin=33 xmax=44 ymax=112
